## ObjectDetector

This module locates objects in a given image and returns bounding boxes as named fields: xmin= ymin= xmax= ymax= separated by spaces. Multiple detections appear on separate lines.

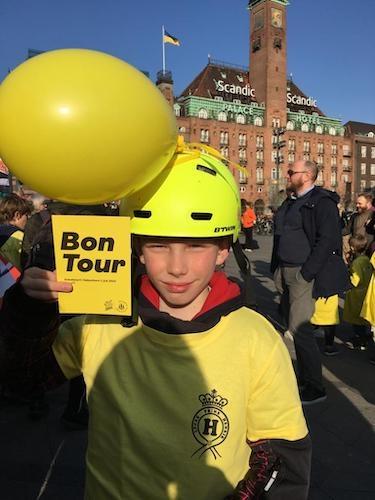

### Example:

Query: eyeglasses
xmin=287 ymin=169 xmax=308 ymax=176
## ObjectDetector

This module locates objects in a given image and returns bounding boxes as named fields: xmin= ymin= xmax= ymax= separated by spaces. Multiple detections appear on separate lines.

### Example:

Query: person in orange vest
xmin=241 ymin=200 xmax=256 ymax=252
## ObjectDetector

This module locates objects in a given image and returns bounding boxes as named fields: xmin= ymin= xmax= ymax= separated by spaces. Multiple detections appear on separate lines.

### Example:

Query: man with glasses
xmin=271 ymin=160 xmax=349 ymax=405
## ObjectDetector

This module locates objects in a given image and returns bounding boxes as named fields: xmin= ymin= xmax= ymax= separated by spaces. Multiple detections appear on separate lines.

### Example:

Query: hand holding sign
xmin=0 ymin=49 xmax=178 ymax=204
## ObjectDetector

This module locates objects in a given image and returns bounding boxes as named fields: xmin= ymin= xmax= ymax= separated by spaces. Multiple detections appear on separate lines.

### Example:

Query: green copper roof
xmin=178 ymin=96 xmax=265 ymax=124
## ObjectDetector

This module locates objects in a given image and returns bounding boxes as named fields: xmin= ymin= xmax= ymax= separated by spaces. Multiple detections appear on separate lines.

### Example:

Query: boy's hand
xmin=21 ymin=267 xmax=73 ymax=301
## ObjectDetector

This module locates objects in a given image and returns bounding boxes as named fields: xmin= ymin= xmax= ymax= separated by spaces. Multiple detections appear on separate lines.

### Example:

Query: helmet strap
xmin=232 ymin=239 xmax=257 ymax=310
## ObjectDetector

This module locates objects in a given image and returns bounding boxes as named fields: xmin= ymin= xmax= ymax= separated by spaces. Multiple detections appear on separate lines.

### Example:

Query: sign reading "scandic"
xmin=287 ymin=92 xmax=317 ymax=107
xmin=214 ymin=79 xmax=256 ymax=97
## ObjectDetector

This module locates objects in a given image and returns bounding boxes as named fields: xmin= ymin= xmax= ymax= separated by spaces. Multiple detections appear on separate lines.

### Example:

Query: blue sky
xmin=0 ymin=0 xmax=374 ymax=124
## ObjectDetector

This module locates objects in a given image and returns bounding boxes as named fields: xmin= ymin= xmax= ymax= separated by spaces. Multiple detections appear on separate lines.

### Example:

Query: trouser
xmin=244 ymin=227 xmax=253 ymax=249
xmin=274 ymin=266 xmax=324 ymax=392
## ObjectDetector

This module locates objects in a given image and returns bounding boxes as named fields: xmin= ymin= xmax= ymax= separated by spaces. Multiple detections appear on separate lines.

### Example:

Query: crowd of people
xmin=0 ymin=155 xmax=374 ymax=498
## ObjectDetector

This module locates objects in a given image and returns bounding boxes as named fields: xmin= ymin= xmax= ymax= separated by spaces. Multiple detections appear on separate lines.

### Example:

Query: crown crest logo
xmin=198 ymin=389 xmax=228 ymax=408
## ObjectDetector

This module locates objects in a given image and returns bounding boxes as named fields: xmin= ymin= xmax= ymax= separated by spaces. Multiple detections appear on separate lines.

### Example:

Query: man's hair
xmin=349 ymin=234 xmax=368 ymax=254
xmin=0 ymin=193 xmax=32 ymax=223
xmin=304 ymin=160 xmax=318 ymax=181
xmin=357 ymin=192 xmax=372 ymax=203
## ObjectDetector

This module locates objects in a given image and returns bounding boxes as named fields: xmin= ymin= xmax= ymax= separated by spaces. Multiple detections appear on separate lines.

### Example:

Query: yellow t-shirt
xmin=53 ymin=307 xmax=308 ymax=500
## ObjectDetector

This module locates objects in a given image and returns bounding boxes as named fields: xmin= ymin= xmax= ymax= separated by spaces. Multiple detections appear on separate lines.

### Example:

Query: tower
xmin=248 ymin=0 xmax=288 ymax=127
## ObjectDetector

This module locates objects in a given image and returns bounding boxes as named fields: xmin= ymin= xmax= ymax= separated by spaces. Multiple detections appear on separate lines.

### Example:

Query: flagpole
xmin=162 ymin=25 xmax=166 ymax=74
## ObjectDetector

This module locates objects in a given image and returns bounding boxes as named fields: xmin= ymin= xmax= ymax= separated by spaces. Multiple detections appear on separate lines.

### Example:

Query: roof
xmin=286 ymin=80 xmax=325 ymax=116
xmin=344 ymin=121 xmax=375 ymax=136
xmin=179 ymin=62 xmax=258 ymax=105
xmin=178 ymin=62 xmax=328 ymax=117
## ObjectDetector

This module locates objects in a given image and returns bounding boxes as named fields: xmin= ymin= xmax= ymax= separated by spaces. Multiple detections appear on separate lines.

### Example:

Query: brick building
xmin=344 ymin=121 xmax=375 ymax=197
xmin=157 ymin=0 xmax=356 ymax=213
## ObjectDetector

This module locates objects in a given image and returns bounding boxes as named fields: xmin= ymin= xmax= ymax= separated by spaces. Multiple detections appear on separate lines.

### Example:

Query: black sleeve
xmin=341 ymin=213 xmax=354 ymax=236
xmin=0 ymin=283 xmax=67 ymax=392
xmin=225 ymin=436 xmax=311 ymax=500
xmin=301 ymin=199 xmax=341 ymax=282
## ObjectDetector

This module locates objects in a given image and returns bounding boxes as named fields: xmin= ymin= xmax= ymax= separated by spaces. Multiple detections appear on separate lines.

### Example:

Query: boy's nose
xmin=167 ymin=248 xmax=188 ymax=277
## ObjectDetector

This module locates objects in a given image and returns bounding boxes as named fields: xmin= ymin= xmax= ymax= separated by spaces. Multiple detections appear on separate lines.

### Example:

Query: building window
xmin=288 ymin=152 xmax=295 ymax=164
xmin=317 ymin=155 xmax=324 ymax=166
xmin=271 ymin=167 xmax=277 ymax=180
xmin=220 ymin=146 xmax=229 ymax=158
xmin=256 ymin=167 xmax=264 ymax=182
xmin=343 ymin=158 xmax=349 ymax=169
xmin=343 ymin=144 xmax=350 ymax=156
xmin=198 ymin=108 xmax=208 ymax=119
xmin=214 ymin=96 xmax=223 ymax=101
xmin=331 ymin=156 xmax=337 ymax=166
xmin=360 ymin=180 xmax=366 ymax=190
xmin=371 ymin=164 xmax=375 ymax=176
xmin=303 ymin=153 xmax=310 ymax=161
xmin=368 ymin=132 xmax=375 ymax=138
xmin=371 ymin=180 xmax=375 ymax=188
xmin=286 ymin=121 xmax=295 ymax=131
xmin=254 ymin=116 xmax=263 ymax=127
xmin=331 ymin=170 xmax=337 ymax=187
xmin=236 ymin=114 xmax=245 ymax=124
xmin=256 ymin=135 xmax=264 ymax=148
xmin=178 ymin=126 xmax=186 ymax=133
xmin=218 ymin=111 xmax=227 ymax=122
xmin=288 ymin=139 xmax=295 ymax=151
xmin=317 ymin=170 xmax=324 ymax=185
xmin=342 ymin=174 xmax=349 ymax=183
xmin=303 ymin=141 xmax=310 ymax=152
xmin=301 ymin=123 xmax=309 ymax=132
xmin=317 ymin=142 xmax=324 ymax=153
xmin=239 ymin=168 xmax=247 ymax=184
xmin=329 ymin=127 xmax=336 ymax=136
xmin=371 ymin=147 xmax=375 ymax=159
xmin=220 ymin=131 xmax=229 ymax=145
xmin=331 ymin=144 xmax=337 ymax=155
xmin=239 ymin=133 xmax=247 ymax=146
xmin=272 ymin=151 xmax=278 ymax=163
xmin=361 ymin=146 xmax=367 ymax=157
xmin=316 ymin=125 xmax=323 ymax=134
xmin=200 ymin=129 xmax=209 ymax=143
xmin=272 ymin=118 xmax=281 ymax=128
xmin=256 ymin=150 xmax=264 ymax=161
xmin=239 ymin=148 xmax=247 ymax=161
xmin=174 ymin=104 xmax=181 ymax=117
xmin=361 ymin=163 xmax=366 ymax=175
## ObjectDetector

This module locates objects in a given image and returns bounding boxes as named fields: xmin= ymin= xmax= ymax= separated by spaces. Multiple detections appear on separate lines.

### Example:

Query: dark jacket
xmin=271 ymin=186 xmax=350 ymax=298
xmin=342 ymin=208 xmax=374 ymax=247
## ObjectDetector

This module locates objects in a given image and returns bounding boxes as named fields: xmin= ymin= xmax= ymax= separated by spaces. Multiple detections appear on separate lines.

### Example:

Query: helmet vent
xmin=196 ymin=164 xmax=217 ymax=176
xmin=191 ymin=212 xmax=213 ymax=221
xmin=133 ymin=210 xmax=152 ymax=218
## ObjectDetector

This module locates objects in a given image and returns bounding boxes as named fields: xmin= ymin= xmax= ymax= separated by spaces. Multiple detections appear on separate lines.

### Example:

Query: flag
xmin=163 ymin=31 xmax=180 ymax=46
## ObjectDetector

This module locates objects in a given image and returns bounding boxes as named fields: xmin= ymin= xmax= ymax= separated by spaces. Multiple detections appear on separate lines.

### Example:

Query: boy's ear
xmin=216 ymin=247 xmax=229 ymax=266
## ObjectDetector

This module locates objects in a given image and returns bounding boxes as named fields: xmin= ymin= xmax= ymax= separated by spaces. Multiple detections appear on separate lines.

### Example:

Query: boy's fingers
xmin=21 ymin=267 xmax=73 ymax=295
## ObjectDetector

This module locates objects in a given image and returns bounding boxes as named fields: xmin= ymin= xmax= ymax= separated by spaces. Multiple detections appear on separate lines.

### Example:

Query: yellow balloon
xmin=0 ymin=49 xmax=177 ymax=204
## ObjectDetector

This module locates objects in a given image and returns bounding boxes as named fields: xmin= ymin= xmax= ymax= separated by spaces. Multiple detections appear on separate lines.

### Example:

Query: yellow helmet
xmin=120 ymin=146 xmax=241 ymax=241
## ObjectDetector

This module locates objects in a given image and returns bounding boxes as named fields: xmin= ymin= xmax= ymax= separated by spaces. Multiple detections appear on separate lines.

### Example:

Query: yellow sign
xmin=52 ymin=215 xmax=132 ymax=315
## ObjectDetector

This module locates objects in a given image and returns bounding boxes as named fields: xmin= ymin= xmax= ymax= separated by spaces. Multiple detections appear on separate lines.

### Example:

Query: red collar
xmin=140 ymin=271 xmax=241 ymax=319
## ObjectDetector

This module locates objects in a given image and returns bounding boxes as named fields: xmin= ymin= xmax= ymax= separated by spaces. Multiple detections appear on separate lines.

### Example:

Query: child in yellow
xmin=344 ymin=234 xmax=373 ymax=350
xmin=311 ymin=295 xmax=340 ymax=356
xmin=360 ymin=251 xmax=375 ymax=326
xmin=0 ymin=146 xmax=310 ymax=499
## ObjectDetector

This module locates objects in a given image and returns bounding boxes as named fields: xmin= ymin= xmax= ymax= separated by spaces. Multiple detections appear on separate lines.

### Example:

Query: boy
xmin=0 ymin=147 xmax=311 ymax=499
xmin=0 ymin=193 xmax=32 ymax=270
